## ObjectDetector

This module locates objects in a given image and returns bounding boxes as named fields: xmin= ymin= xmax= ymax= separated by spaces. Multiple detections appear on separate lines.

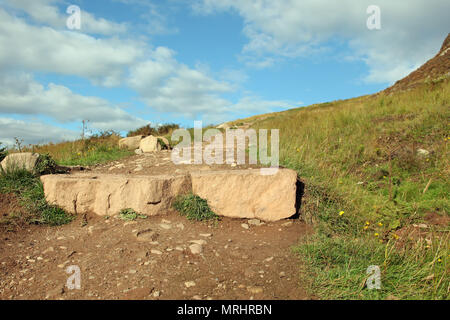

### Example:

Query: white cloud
xmin=128 ymin=47 xmax=234 ymax=118
xmin=0 ymin=8 xmax=144 ymax=86
xmin=0 ymin=118 xmax=79 ymax=146
xmin=0 ymin=73 xmax=148 ymax=132
xmin=3 ymin=0 xmax=128 ymax=35
xmin=193 ymin=0 xmax=450 ymax=83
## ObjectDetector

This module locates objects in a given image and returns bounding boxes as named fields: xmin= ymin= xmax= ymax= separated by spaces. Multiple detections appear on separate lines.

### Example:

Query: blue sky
xmin=0 ymin=0 xmax=449 ymax=145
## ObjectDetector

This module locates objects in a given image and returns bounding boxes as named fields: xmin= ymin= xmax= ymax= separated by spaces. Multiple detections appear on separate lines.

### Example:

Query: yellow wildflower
xmin=339 ymin=211 xmax=344 ymax=216
xmin=374 ymin=233 xmax=379 ymax=237
xmin=378 ymin=222 xmax=383 ymax=227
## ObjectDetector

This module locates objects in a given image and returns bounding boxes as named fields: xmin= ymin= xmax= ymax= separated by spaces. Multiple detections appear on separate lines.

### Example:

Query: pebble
xmin=200 ymin=233 xmax=212 ymax=238
xmin=184 ymin=281 xmax=196 ymax=288
xmin=160 ymin=223 xmax=172 ymax=230
xmin=189 ymin=244 xmax=203 ymax=255
xmin=241 ymin=223 xmax=249 ymax=230
xmin=248 ymin=219 xmax=264 ymax=226
xmin=190 ymin=240 xmax=207 ymax=245
xmin=151 ymin=250 xmax=162 ymax=255
xmin=247 ymin=286 xmax=263 ymax=294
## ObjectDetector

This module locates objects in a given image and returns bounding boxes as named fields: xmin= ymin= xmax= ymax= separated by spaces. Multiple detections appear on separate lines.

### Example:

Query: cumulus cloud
xmin=127 ymin=47 xmax=235 ymax=118
xmin=0 ymin=118 xmax=79 ymax=146
xmin=3 ymin=0 xmax=128 ymax=35
xmin=193 ymin=0 xmax=450 ymax=83
xmin=0 ymin=73 xmax=148 ymax=132
xmin=0 ymin=8 xmax=144 ymax=86
xmin=0 ymin=2 xmax=295 ymax=142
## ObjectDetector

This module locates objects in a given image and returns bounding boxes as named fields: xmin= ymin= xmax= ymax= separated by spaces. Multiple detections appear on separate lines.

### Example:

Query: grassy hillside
xmin=246 ymin=78 xmax=449 ymax=299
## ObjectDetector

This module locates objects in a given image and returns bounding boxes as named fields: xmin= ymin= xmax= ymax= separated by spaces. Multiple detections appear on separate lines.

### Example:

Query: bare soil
xmin=0 ymin=211 xmax=312 ymax=300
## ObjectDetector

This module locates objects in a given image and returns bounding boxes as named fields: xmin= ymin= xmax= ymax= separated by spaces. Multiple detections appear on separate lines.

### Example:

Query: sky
xmin=0 ymin=0 xmax=449 ymax=146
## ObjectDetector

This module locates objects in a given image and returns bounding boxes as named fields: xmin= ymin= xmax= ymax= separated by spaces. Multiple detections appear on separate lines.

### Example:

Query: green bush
xmin=173 ymin=194 xmax=218 ymax=221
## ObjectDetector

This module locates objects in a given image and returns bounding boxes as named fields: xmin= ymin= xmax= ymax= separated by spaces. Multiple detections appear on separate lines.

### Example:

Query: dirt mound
xmin=384 ymin=33 xmax=450 ymax=94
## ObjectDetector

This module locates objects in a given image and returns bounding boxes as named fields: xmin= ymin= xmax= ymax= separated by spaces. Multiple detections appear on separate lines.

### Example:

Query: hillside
xmin=384 ymin=33 xmax=450 ymax=94
xmin=234 ymin=34 xmax=449 ymax=299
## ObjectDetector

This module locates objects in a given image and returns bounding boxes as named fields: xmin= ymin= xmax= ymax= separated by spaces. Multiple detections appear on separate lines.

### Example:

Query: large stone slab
xmin=1 ymin=152 xmax=40 ymax=172
xmin=139 ymin=136 xmax=161 ymax=153
xmin=191 ymin=169 xmax=297 ymax=221
xmin=40 ymin=173 xmax=191 ymax=217
xmin=119 ymin=136 xmax=143 ymax=150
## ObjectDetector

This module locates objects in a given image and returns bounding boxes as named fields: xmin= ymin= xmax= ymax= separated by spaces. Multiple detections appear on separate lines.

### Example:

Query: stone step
xmin=40 ymin=168 xmax=297 ymax=221
xmin=40 ymin=173 xmax=191 ymax=217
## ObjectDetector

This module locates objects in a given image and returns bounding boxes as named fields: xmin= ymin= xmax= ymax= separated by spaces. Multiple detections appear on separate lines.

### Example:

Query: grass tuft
xmin=0 ymin=168 xmax=73 ymax=226
xmin=173 ymin=194 xmax=218 ymax=221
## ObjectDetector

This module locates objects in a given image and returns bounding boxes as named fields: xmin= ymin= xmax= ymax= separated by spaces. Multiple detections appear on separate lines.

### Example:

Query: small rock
xmin=200 ymin=233 xmax=212 ymax=238
xmin=153 ymin=290 xmax=160 ymax=297
xmin=247 ymin=286 xmax=263 ymax=294
xmin=279 ymin=272 xmax=286 ymax=278
xmin=241 ymin=223 xmax=249 ymax=230
xmin=159 ymin=223 xmax=172 ymax=230
xmin=151 ymin=249 xmax=162 ymax=255
xmin=135 ymin=149 xmax=143 ymax=155
xmin=416 ymin=149 xmax=430 ymax=157
xmin=248 ymin=219 xmax=264 ymax=226
xmin=43 ymin=247 xmax=54 ymax=254
xmin=176 ymin=223 xmax=185 ymax=230
xmin=184 ymin=281 xmax=196 ymax=288
xmin=189 ymin=239 xmax=207 ymax=245
xmin=189 ymin=244 xmax=203 ymax=255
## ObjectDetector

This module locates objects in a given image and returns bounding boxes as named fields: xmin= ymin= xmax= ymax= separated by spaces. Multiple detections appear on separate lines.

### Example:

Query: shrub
xmin=173 ymin=194 xmax=218 ymax=221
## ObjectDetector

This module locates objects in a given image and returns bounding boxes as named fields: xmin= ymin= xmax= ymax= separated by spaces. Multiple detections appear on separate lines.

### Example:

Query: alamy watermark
xmin=171 ymin=121 xmax=279 ymax=175
xmin=66 ymin=265 xmax=81 ymax=290
xmin=367 ymin=5 xmax=381 ymax=30
xmin=366 ymin=265 xmax=381 ymax=290
xmin=66 ymin=5 xmax=81 ymax=30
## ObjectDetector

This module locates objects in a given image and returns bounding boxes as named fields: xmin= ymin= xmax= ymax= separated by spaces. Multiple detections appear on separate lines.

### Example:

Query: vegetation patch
xmin=0 ymin=168 xmax=73 ymax=226
xmin=173 ymin=194 xmax=218 ymax=221
xmin=248 ymin=79 xmax=450 ymax=299
xmin=118 ymin=208 xmax=148 ymax=221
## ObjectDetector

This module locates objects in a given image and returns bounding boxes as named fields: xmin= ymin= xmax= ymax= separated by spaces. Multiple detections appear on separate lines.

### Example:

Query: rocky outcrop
xmin=191 ymin=169 xmax=297 ymax=221
xmin=119 ymin=136 xmax=143 ymax=150
xmin=40 ymin=173 xmax=191 ymax=217
xmin=1 ymin=153 xmax=40 ymax=172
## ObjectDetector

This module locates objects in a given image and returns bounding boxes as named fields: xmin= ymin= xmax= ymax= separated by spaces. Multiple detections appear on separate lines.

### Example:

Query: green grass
xmin=57 ymin=146 xmax=133 ymax=166
xmin=23 ymin=132 xmax=133 ymax=167
xmin=0 ymin=168 xmax=73 ymax=226
xmin=118 ymin=208 xmax=147 ymax=221
xmin=296 ymin=233 xmax=448 ymax=300
xmin=173 ymin=193 xmax=218 ymax=221
xmin=242 ymin=79 xmax=450 ymax=299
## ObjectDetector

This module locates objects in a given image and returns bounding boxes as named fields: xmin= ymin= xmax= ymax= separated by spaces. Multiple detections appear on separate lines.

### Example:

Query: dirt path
xmin=1 ymin=145 xmax=313 ymax=300
xmin=0 ymin=212 xmax=312 ymax=300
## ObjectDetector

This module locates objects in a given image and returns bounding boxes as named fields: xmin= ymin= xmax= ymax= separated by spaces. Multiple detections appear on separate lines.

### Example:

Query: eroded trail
xmin=0 ymin=212 xmax=312 ymax=300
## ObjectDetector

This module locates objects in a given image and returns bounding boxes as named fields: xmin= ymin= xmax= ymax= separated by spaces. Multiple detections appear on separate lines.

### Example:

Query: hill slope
xmin=240 ymin=34 xmax=449 ymax=299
